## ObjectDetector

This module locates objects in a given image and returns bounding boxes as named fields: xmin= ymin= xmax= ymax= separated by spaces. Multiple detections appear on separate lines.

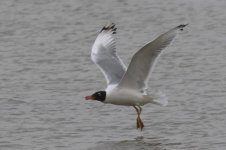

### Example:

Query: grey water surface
xmin=0 ymin=0 xmax=226 ymax=149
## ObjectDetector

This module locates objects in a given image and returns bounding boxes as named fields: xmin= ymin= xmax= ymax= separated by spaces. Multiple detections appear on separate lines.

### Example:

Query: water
xmin=0 ymin=0 xmax=226 ymax=149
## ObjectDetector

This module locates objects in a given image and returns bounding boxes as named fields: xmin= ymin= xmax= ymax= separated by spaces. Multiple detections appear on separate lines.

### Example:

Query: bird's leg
xmin=133 ymin=106 xmax=141 ymax=129
xmin=138 ymin=105 xmax=144 ymax=130
xmin=133 ymin=106 xmax=144 ymax=130
xmin=138 ymin=105 xmax=142 ymax=113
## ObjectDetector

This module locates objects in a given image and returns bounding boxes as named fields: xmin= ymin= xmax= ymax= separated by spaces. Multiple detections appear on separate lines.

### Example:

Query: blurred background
xmin=0 ymin=0 xmax=226 ymax=149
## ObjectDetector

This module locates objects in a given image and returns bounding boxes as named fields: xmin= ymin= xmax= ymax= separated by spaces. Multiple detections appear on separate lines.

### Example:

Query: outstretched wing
xmin=118 ymin=24 xmax=188 ymax=92
xmin=91 ymin=23 xmax=126 ymax=88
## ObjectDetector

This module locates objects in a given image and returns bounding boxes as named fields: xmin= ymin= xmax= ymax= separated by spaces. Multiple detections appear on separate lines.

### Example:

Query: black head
xmin=85 ymin=91 xmax=106 ymax=102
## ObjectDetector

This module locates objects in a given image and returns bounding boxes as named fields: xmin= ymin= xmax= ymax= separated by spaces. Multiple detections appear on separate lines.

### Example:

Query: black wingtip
xmin=100 ymin=22 xmax=117 ymax=34
xmin=177 ymin=24 xmax=188 ymax=31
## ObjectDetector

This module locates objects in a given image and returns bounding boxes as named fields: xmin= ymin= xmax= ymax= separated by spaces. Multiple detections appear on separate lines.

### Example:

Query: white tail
xmin=147 ymin=91 xmax=168 ymax=106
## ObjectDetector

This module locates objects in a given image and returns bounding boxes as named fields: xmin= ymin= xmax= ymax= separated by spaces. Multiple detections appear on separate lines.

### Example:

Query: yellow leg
xmin=133 ymin=106 xmax=144 ymax=131
xmin=138 ymin=105 xmax=144 ymax=130
xmin=133 ymin=106 xmax=140 ymax=129
xmin=138 ymin=116 xmax=144 ymax=131
xmin=138 ymin=105 xmax=142 ymax=113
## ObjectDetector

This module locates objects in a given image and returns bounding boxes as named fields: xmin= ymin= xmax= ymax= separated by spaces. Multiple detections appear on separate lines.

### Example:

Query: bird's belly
xmin=105 ymin=90 xmax=144 ymax=106
xmin=107 ymin=98 xmax=138 ymax=106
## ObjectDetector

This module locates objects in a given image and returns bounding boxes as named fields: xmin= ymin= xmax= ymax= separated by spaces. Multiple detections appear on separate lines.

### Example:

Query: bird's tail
xmin=144 ymin=91 xmax=168 ymax=106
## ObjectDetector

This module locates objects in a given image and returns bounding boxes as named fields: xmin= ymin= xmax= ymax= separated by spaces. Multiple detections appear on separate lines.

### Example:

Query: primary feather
xmin=118 ymin=24 xmax=188 ymax=93
xmin=91 ymin=23 xmax=126 ymax=90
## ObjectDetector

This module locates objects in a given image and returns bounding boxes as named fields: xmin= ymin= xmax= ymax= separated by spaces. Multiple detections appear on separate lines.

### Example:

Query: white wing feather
xmin=118 ymin=24 xmax=188 ymax=92
xmin=91 ymin=23 xmax=126 ymax=89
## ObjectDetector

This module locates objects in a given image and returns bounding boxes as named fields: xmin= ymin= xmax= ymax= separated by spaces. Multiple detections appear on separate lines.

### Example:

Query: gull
xmin=85 ymin=23 xmax=187 ymax=130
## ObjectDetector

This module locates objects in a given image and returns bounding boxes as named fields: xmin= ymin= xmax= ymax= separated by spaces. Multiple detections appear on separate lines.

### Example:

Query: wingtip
xmin=176 ymin=24 xmax=188 ymax=31
xmin=100 ymin=22 xmax=117 ymax=34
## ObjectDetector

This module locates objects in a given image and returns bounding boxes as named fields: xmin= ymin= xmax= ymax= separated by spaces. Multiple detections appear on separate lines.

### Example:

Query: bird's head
xmin=85 ymin=91 xmax=106 ymax=102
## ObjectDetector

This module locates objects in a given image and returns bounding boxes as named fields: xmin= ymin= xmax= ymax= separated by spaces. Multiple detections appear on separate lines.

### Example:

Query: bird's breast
xmin=105 ymin=89 xmax=144 ymax=106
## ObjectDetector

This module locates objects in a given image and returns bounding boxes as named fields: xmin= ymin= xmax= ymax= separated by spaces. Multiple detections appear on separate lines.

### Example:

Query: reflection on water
xmin=89 ymin=136 xmax=181 ymax=150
